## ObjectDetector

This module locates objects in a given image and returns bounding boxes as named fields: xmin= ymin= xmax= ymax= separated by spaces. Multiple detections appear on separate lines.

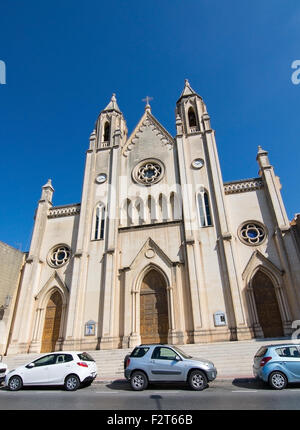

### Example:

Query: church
xmin=6 ymin=80 xmax=300 ymax=355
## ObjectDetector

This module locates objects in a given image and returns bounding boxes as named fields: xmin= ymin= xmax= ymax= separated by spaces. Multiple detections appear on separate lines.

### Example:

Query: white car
xmin=0 ymin=356 xmax=8 ymax=385
xmin=5 ymin=351 xmax=97 ymax=391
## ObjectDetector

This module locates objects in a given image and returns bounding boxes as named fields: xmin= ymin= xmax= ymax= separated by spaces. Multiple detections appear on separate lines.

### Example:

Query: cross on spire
xmin=142 ymin=96 xmax=153 ymax=111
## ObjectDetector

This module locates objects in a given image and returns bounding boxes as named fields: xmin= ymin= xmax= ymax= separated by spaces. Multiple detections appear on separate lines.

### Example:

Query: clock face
xmin=192 ymin=158 xmax=204 ymax=169
xmin=96 ymin=173 xmax=107 ymax=184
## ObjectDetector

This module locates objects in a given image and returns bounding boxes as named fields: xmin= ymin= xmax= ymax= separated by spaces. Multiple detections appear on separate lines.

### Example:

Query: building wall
xmin=0 ymin=241 xmax=25 ymax=354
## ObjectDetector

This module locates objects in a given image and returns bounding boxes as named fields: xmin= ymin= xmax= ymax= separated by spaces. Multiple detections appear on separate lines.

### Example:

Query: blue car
xmin=253 ymin=343 xmax=300 ymax=389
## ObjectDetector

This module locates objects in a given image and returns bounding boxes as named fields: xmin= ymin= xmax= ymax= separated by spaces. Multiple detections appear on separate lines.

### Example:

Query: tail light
xmin=77 ymin=362 xmax=88 ymax=368
xmin=260 ymin=357 xmax=272 ymax=367
xmin=126 ymin=358 xmax=130 ymax=368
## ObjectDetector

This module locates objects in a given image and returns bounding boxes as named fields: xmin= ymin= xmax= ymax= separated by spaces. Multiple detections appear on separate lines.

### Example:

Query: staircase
xmin=2 ymin=338 xmax=291 ymax=380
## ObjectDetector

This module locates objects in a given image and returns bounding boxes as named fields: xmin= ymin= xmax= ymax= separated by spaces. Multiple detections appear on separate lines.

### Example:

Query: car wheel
xmin=130 ymin=371 xmax=148 ymax=391
xmin=8 ymin=375 xmax=23 ymax=391
xmin=188 ymin=370 xmax=208 ymax=391
xmin=64 ymin=374 xmax=80 ymax=391
xmin=269 ymin=371 xmax=287 ymax=390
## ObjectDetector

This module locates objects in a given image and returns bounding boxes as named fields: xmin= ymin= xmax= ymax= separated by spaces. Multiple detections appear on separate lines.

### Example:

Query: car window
xmin=152 ymin=347 xmax=177 ymax=360
xmin=130 ymin=347 xmax=150 ymax=358
xmin=276 ymin=346 xmax=300 ymax=358
xmin=77 ymin=352 xmax=95 ymax=362
xmin=33 ymin=354 xmax=56 ymax=367
xmin=254 ymin=347 xmax=268 ymax=358
xmin=55 ymin=354 xmax=73 ymax=364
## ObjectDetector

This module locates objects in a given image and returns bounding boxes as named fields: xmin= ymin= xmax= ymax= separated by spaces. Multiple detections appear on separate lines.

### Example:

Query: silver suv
xmin=124 ymin=344 xmax=217 ymax=391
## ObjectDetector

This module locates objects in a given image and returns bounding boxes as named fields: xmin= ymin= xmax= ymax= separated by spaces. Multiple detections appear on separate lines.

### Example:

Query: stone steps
xmin=2 ymin=338 xmax=291 ymax=378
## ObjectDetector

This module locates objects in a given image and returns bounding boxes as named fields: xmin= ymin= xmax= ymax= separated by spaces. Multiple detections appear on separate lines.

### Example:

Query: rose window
xmin=48 ymin=245 xmax=71 ymax=267
xmin=238 ymin=222 xmax=266 ymax=246
xmin=133 ymin=159 xmax=164 ymax=185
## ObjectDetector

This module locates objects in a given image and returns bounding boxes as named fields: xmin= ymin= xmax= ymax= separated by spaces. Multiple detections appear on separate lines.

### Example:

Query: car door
xmin=277 ymin=346 xmax=300 ymax=380
xmin=47 ymin=354 xmax=74 ymax=384
xmin=149 ymin=346 xmax=185 ymax=382
xmin=22 ymin=354 xmax=56 ymax=385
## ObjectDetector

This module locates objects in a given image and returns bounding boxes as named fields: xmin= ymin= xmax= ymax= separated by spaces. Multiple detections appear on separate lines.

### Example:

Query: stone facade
xmin=6 ymin=81 xmax=300 ymax=355
xmin=0 ymin=241 xmax=25 ymax=354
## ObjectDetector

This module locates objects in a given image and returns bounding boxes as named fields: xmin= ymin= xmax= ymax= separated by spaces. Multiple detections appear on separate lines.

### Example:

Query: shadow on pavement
xmin=232 ymin=377 xmax=300 ymax=390
xmin=106 ymin=380 xmax=201 ymax=391
xmin=232 ymin=378 xmax=268 ymax=390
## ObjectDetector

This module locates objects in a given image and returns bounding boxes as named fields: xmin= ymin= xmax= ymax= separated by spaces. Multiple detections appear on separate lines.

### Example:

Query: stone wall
xmin=0 ymin=241 xmax=25 ymax=354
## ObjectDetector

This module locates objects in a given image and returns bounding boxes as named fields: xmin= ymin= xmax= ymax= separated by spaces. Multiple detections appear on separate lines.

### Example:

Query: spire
xmin=102 ymin=93 xmax=121 ymax=113
xmin=176 ymin=79 xmax=202 ymax=104
xmin=181 ymin=79 xmax=196 ymax=97
xmin=40 ymin=179 xmax=54 ymax=203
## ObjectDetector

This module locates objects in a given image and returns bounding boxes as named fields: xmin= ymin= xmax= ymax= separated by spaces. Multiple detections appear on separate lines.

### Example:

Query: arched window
xmin=93 ymin=203 xmax=105 ymax=240
xmin=147 ymin=195 xmax=156 ymax=223
xmin=159 ymin=194 xmax=168 ymax=222
xmin=188 ymin=107 xmax=197 ymax=128
xmin=170 ymin=192 xmax=182 ymax=220
xmin=197 ymin=191 xmax=212 ymax=227
xmin=103 ymin=122 xmax=110 ymax=142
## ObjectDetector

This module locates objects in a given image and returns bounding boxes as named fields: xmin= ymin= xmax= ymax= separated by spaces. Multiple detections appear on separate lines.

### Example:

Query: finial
xmin=43 ymin=178 xmax=52 ymax=187
xmin=142 ymin=96 xmax=153 ymax=111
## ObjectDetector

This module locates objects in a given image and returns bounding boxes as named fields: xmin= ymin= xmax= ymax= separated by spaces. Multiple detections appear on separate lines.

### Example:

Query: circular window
xmin=48 ymin=244 xmax=71 ymax=268
xmin=238 ymin=222 xmax=267 ymax=246
xmin=133 ymin=159 xmax=164 ymax=185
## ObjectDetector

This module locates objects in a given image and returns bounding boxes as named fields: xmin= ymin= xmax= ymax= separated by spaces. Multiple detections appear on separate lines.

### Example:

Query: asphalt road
xmin=1 ymin=378 xmax=300 ymax=412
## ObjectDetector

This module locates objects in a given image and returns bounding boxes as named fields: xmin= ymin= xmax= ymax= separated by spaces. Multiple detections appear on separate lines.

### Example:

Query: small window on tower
xmin=103 ymin=122 xmax=110 ymax=142
xmin=93 ymin=203 xmax=106 ymax=240
xmin=197 ymin=191 xmax=212 ymax=227
xmin=188 ymin=107 xmax=197 ymax=128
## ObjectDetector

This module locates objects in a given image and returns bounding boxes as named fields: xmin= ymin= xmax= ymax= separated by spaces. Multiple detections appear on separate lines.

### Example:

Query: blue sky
xmin=0 ymin=0 xmax=299 ymax=251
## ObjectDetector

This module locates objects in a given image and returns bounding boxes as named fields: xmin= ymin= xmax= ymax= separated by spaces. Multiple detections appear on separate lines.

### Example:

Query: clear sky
xmin=0 ymin=0 xmax=299 ymax=251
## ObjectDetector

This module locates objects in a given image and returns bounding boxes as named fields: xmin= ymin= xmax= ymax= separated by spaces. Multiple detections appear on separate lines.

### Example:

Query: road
xmin=1 ymin=378 xmax=300 ymax=411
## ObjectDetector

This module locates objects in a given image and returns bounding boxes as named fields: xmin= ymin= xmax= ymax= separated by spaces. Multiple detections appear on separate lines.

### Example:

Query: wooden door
xmin=41 ymin=292 xmax=62 ymax=353
xmin=140 ymin=270 xmax=168 ymax=344
xmin=252 ymin=271 xmax=283 ymax=338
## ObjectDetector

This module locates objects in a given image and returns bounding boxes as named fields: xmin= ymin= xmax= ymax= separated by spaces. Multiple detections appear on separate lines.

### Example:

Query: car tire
xmin=64 ymin=374 xmax=80 ymax=391
xmin=268 ymin=371 xmax=287 ymax=390
xmin=188 ymin=370 xmax=208 ymax=391
xmin=8 ymin=375 xmax=23 ymax=391
xmin=130 ymin=371 xmax=148 ymax=391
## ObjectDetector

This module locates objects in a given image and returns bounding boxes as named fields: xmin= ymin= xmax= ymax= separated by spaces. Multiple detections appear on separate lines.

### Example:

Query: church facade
xmin=7 ymin=81 xmax=300 ymax=355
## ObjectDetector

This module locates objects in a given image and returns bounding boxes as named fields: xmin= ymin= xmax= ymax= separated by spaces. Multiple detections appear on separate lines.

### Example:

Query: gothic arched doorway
xmin=140 ymin=269 xmax=169 ymax=344
xmin=252 ymin=271 xmax=283 ymax=338
xmin=41 ymin=291 xmax=62 ymax=353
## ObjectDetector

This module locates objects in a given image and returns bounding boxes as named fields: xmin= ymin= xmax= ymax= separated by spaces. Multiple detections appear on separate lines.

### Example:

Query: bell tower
xmin=94 ymin=93 xmax=127 ymax=150
xmin=175 ymin=79 xmax=252 ymax=343
xmin=63 ymin=93 xmax=127 ymax=350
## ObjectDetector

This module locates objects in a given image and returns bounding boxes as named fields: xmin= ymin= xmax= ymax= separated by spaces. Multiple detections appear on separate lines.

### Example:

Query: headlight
xmin=202 ymin=362 xmax=213 ymax=368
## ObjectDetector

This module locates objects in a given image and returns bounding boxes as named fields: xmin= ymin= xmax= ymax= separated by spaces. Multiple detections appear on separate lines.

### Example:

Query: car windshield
xmin=77 ymin=352 xmax=95 ymax=361
xmin=171 ymin=346 xmax=192 ymax=359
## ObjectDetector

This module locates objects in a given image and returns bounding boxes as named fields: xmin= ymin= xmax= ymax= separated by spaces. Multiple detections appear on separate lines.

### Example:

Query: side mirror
xmin=175 ymin=355 xmax=181 ymax=361
xmin=26 ymin=363 xmax=35 ymax=369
